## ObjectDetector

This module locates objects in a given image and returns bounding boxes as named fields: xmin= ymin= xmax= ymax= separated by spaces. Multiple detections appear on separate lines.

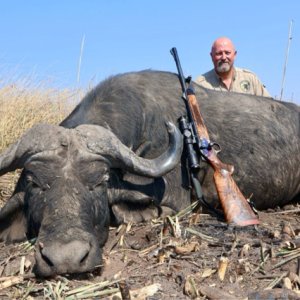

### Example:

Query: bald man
xmin=196 ymin=37 xmax=271 ymax=97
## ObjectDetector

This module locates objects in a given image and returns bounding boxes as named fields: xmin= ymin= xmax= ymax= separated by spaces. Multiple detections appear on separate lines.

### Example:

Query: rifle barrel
xmin=170 ymin=47 xmax=187 ymax=96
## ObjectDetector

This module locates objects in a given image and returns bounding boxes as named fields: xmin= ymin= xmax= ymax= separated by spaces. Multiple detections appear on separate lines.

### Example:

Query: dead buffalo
xmin=0 ymin=70 xmax=299 ymax=277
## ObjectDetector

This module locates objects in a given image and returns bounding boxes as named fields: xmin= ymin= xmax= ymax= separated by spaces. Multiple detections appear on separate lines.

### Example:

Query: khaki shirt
xmin=195 ymin=67 xmax=271 ymax=97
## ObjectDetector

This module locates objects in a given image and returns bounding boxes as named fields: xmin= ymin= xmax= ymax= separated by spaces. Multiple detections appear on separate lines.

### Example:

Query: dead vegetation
xmin=1 ymin=83 xmax=300 ymax=299
xmin=0 ymin=82 xmax=79 ymax=151
xmin=1 ymin=203 xmax=300 ymax=299
xmin=0 ymin=81 xmax=80 ymax=208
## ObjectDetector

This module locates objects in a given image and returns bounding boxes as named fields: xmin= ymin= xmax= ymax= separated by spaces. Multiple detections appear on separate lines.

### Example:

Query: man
xmin=195 ymin=37 xmax=271 ymax=97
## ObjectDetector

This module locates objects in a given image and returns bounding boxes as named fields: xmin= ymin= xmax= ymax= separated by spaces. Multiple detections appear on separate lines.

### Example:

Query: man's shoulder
xmin=195 ymin=69 xmax=216 ymax=83
xmin=235 ymin=67 xmax=271 ymax=97
xmin=235 ymin=67 xmax=259 ymax=79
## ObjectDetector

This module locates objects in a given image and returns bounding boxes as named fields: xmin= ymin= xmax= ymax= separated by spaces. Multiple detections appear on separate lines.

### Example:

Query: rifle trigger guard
xmin=210 ymin=142 xmax=221 ymax=153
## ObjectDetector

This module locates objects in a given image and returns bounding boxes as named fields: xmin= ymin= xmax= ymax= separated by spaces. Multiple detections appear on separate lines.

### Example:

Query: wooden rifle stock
xmin=187 ymin=90 xmax=259 ymax=226
xmin=170 ymin=47 xmax=259 ymax=226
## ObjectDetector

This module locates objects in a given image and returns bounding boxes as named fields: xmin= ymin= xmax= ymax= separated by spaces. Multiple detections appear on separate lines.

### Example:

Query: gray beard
xmin=216 ymin=62 xmax=231 ymax=73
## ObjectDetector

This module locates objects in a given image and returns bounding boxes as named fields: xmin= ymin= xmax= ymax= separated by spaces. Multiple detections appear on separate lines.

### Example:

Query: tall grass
xmin=0 ymin=79 xmax=84 ymax=204
xmin=0 ymin=84 xmax=81 ymax=151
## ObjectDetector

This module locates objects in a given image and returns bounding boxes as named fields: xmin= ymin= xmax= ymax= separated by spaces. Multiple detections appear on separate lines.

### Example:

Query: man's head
xmin=210 ymin=37 xmax=237 ymax=74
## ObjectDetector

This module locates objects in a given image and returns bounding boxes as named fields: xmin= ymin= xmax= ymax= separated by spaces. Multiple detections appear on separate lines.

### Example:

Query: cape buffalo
xmin=0 ymin=70 xmax=299 ymax=277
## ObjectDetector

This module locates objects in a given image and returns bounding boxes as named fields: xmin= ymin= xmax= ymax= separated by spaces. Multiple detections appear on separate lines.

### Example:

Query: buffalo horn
xmin=0 ymin=123 xmax=66 ymax=176
xmin=84 ymin=121 xmax=183 ymax=177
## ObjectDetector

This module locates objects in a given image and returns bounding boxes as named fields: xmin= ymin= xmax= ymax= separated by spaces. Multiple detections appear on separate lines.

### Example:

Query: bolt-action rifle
xmin=170 ymin=47 xmax=259 ymax=226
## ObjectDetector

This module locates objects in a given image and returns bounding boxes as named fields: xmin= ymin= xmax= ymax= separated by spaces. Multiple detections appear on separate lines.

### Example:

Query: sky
xmin=0 ymin=1 xmax=299 ymax=103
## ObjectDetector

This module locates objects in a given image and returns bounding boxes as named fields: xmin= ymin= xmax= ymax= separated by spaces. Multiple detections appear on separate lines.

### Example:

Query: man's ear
xmin=0 ymin=192 xmax=27 ymax=243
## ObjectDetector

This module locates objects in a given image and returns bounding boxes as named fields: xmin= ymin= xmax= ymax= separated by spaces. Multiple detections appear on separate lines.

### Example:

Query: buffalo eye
xmin=25 ymin=173 xmax=45 ymax=190
xmin=89 ymin=174 xmax=110 ymax=191
xmin=26 ymin=174 xmax=39 ymax=188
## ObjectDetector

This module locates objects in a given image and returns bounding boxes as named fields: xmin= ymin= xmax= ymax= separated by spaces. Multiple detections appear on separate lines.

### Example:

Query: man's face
xmin=211 ymin=40 xmax=236 ymax=74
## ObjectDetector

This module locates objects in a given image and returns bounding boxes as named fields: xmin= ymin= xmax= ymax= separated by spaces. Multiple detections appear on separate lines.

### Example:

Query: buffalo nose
xmin=35 ymin=239 xmax=98 ymax=276
xmin=42 ymin=240 xmax=89 ymax=265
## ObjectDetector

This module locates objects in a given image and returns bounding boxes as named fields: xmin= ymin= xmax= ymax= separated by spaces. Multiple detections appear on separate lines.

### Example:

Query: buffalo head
xmin=0 ymin=122 xmax=182 ymax=277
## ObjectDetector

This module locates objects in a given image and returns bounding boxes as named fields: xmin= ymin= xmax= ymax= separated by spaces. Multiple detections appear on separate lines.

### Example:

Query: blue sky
xmin=0 ymin=1 xmax=299 ymax=103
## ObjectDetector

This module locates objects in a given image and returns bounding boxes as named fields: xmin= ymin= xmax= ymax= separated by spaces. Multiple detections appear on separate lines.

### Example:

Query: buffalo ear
xmin=0 ymin=192 xmax=27 ymax=243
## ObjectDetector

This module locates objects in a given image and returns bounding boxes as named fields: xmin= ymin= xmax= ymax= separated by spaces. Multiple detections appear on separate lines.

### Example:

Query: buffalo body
xmin=0 ymin=70 xmax=299 ymax=277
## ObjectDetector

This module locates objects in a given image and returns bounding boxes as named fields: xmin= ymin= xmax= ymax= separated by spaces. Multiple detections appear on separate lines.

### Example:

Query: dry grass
xmin=0 ymin=80 xmax=83 ymax=205
xmin=0 ymin=83 xmax=81 ymax=151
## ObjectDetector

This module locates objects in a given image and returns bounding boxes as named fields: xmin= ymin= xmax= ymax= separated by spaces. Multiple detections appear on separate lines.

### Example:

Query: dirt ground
xmin=1 ymin=194 xmax=300 ymax=300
